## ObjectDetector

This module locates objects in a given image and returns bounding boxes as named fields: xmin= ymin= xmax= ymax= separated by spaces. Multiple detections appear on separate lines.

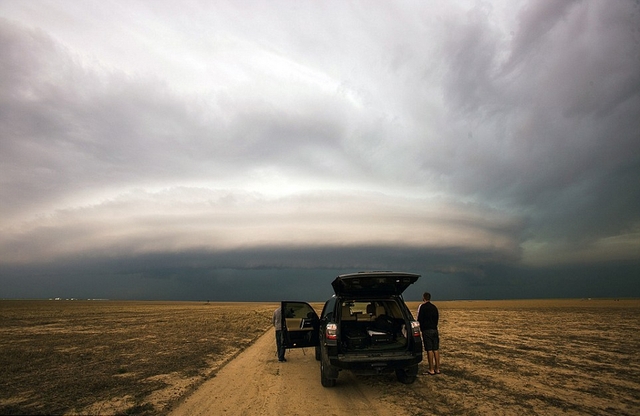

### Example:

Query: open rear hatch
xmin=331 ymin=271 xmax=420 ymax=298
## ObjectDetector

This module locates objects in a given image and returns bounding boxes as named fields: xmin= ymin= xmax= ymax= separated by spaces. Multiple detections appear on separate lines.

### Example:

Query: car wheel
xmin=320 ymin=356 xmax=337 ymax=387
xmin=396 ymin=367 xmax=417 ymax=384
xmin=315 ymin=345 xmax=321 ymax=361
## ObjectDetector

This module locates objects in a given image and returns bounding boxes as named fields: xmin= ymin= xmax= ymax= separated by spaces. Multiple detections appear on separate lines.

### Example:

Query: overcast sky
xmin=1 ymin=1 xmax=639 ymax=301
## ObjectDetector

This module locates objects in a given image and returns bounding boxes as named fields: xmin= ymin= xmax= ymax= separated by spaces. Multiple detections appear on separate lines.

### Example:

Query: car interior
xmin=340 ymin=300 xmax=408 ymax=350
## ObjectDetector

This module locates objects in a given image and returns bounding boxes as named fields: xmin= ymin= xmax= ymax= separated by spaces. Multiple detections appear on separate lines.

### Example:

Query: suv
xmin=281 ymin=271 xmax=423 ymax=386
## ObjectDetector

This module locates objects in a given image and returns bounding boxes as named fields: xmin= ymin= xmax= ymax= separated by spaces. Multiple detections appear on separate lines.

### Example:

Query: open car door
xmin=281 ymin=301 xmax=320 ymax=349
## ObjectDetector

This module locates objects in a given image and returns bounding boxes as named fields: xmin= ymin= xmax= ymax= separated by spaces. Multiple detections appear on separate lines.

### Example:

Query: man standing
xmin=273 ymin=305 xmax=286 ymax=362
xmin=417 ymin=292 xmax=440 ymax=375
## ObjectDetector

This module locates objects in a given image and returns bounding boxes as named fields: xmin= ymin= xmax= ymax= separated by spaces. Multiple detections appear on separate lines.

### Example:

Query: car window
xmin=285 ymin=302 xmax=316 ymax=319
xmin=321 ymin=297 xmax=336 ymax=321
xmin=348 ymin=302 xmax=370 ymax=315
xmin=387 ymin=301 xmax=403 ymax=318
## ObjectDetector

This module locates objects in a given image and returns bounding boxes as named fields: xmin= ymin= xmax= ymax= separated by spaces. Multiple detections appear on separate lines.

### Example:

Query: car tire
xmin=315 ymin=345 xmax=321 ymax=361
xmin=320 ymin=356 xmax=337 ymax=387
xmin=396 ymin=366 xmax=417 ymax=384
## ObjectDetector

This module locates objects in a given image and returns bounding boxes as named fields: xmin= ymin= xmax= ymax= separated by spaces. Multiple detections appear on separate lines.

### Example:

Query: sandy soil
xmin=168 ymin=328 xmax=408 ymax=416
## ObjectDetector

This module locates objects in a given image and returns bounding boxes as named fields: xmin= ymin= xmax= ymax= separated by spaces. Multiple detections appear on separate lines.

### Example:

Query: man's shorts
xmin=421 ymin=329 xmax=439 ymax=351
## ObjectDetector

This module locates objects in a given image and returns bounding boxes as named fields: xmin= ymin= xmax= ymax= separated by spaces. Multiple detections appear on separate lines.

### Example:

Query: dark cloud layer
xmin=2 ymin=249 xmax=638 ymax=301
xmin=1 ymin=1 xmax=639 ymax=300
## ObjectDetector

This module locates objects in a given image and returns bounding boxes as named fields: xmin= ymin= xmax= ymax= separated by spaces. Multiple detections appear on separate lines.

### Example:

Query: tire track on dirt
xmin=168 ymin=328 xmax=409 ymax=416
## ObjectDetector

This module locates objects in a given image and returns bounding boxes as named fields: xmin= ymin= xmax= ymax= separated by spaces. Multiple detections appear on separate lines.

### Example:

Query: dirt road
xmin=168 ymin=328 xmax=408 ymax=416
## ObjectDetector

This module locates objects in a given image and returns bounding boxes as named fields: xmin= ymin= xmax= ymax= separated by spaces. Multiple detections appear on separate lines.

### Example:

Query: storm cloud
xmin=1 ymin=1 xmax=639 ymax=300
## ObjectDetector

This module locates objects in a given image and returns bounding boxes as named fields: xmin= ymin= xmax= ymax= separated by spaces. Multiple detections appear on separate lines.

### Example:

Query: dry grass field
xmin=385 ymin=299 xmax=640 ymax=415
xmin=1 ymin=299 xmax=639 ymax=415
xmin=0 ymin=301 xmax=275 ymax=415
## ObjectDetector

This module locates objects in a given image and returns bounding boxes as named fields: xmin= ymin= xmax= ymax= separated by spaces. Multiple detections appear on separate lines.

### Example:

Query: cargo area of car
xmin=338 ymin=300 xmax=409 ymax=352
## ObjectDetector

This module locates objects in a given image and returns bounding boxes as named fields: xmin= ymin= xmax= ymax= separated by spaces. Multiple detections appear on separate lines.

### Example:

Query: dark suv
xmin=280 ymin=271 xmax=423 ymax=386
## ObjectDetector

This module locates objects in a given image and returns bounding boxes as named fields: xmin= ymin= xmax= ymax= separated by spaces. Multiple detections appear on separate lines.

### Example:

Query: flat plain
xmin=392 ymin=299 xmax=640 ymax=415
xmin=1 ymin=299 xmax=639 ymax=415
xmin=0 ymin=301 xmax=275 ymax=415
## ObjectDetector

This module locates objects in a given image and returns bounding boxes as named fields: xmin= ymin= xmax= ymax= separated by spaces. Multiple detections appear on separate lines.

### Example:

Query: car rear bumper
xmin=329 ymin=353 xmax=421 ymax=373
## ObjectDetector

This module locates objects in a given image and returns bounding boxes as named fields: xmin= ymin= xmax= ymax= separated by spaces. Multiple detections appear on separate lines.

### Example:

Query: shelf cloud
xmin=1 ymin=1 xmax=638 ymax=300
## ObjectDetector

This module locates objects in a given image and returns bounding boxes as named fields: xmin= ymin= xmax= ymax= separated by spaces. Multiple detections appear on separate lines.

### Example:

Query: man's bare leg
xmin=426 ymin=351 xmax=436 ymax=374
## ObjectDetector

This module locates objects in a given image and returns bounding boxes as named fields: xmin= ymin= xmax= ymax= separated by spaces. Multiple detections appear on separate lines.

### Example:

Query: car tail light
xmin=326 ymin=322 xmax=338 ymax=340
xmin=410 ymin=321 xmax=421 ymax=337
